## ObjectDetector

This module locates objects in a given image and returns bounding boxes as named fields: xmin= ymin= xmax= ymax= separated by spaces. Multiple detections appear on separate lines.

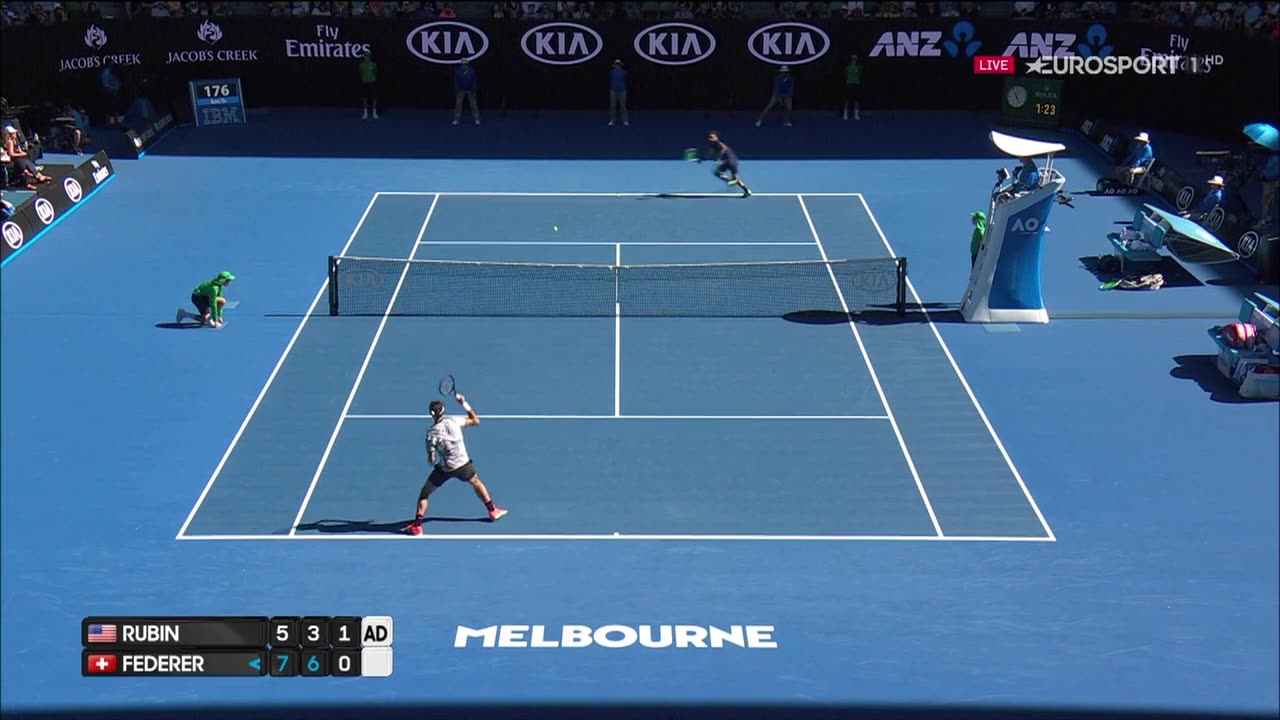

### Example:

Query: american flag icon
xmin=87 ymin=624 xmax=117 ymax=643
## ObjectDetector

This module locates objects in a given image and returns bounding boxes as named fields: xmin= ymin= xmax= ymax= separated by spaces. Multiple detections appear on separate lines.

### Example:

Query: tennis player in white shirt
xmin=404 ymin=393 xmax=508 ymax=536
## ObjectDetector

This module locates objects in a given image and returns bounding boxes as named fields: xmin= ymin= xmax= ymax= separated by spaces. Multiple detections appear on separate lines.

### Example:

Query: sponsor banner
xmin=0 ymin=19 xmax=1272 ymax=125
xmin=453 ymin=624 xmax=778 ymax=649
xmin=124 ymin=112 xmax=175 ymax=157
xmin=1 ymin=151 xmax=115 ymax=265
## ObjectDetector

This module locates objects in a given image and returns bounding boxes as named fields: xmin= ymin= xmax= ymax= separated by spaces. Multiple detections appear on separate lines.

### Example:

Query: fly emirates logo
xmin=454 ymin=624 xmax=778 ymax=649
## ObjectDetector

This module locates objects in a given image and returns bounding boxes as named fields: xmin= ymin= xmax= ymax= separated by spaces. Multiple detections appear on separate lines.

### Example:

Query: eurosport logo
xmin=2 ymin=222 xmax=23 ymax=250
xmin=1237 ymin=231 xmax=1260 ymax=259
xmin=748 ymin=22 xmax=829 ymax=65
xmin=1176 ymin=186 xmax=1196 ymax=210
xmin=521 ymin=22 xmax=602 ymax=65
xmin=406 ymin=20 xmax=489 ymax=64
xmin=167 ymin=20 xmax=260 ymax=64
xmin=454 ymin=625 xmax=778 ymax=649
xmin=869 ymin=21 xmax=980 ymax=58
xmin=1026 ymin=55 xmax=1181 ymax=76
xmin=57 ymin=24 xmax=142 ymax=72
xmin=34 ymin=199 xmax=55 ymax=225
xmin=634 ymin=22 xmax=716 ymax=66
xmin=1002 ymin=24 xmax=1114 ymax=58
xmin=64 ymin=178 xmax=84 ymax=204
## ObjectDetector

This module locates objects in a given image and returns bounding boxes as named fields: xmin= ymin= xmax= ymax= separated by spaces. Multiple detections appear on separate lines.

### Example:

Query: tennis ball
xmin=613 ymin=531 xmax=620 ymax=536
xmin=554 ymin=226 xmax=558 ymax=231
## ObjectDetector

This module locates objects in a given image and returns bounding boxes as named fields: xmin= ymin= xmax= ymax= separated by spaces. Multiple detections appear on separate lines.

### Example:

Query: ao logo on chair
xmin=521 ymin=22 xmax=603 ymax=65
xmin=1011 ymin=217 xmax=1041 ymax=233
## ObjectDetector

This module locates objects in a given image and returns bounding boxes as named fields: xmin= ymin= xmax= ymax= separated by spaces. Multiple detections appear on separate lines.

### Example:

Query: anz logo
xmin=869 ymin=21 xmax=980 ymax=59
xmin=1003 ymin=23 xmax=1114 ymax=58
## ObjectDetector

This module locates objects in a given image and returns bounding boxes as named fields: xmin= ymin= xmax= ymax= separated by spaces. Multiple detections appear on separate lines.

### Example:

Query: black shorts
xmin=716 ymin=161 xmax=739 ymax=178
xmin=191 ymin=293 xmax=211 ymax=316
xmin=362 ymin=82 xmax=377 ymax=102
xmin=845 ymin=84 xmax=862 ymax=103
xmin=421 ymin=461 xmax=477 ymax=497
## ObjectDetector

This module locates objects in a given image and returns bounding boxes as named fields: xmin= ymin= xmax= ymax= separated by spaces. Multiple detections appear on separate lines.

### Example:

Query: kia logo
xmin=2 ymin=221 xmax=23 ymax=250
xmin=64 ymin=178 xmax=84 ymax=203
xmin=406 ymin=21 xmax=489 ymax=64
xmin=521 ymin=22 xmax=603 ymax=65
xmin=1175 ymin=186 xmax=1195 ymax=210
xmin=634 ymin=22 xmax=716 ymax=65
xmin=747 ymin=22 xmax=829 ymax=65
xmin=1237 ymin=231 xmax=1259 ymax=258
xmin=34 ymin=198 xmax=55 ymax=225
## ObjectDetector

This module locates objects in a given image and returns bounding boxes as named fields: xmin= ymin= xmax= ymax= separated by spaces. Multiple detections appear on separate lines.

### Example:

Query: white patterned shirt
xmin=426 ymin=415 xmax=470 ymax=471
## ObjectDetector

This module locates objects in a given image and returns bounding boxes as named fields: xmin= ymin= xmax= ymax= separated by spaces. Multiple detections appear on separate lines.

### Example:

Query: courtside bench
xmin=1207 ymin=293 xmax=1280 ymax=400
xmin=1107 ymin=206 xmax=1165 ymax=272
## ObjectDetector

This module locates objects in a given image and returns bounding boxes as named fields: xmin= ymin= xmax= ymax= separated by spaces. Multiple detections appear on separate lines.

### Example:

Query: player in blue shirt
xmin=755 ymin=66 xmax=794 ymax=127
xmin=702 ymin=131 xmax=752 ymax=197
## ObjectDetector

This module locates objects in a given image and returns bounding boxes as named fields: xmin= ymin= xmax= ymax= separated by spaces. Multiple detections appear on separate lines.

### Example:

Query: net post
xmin=896 ymin=256 xmax=906 ymax=315
xmin=328 ymin=256 xmax=338 ymax=316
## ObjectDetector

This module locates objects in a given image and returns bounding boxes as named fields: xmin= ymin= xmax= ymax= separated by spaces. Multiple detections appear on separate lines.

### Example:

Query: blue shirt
xmin=1196 ymin=188 xmax=1223 ymax=214
xmin=711 ymin=142 xmax=739 ymax=166
xmin=1124 ymin=142 xmax=1153 ymax=169
xmin=773 ymin=73 xmax=794 ymax=98
xmin=454 ymin=66 xmax=476 ymax=92
xmin=101 ymin=66 xmax=120 ymax=93
xmin=1262 ymin=154 xmax=1278 ymax=181
xmin=610 ymin=67 xmax=626 ymax=93
xmin=1015 ymin=163 xmax=1040 ymax=191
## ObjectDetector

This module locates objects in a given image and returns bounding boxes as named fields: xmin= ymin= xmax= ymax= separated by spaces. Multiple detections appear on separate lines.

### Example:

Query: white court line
xmin=855 ymin=195 xmax=1056 ymax=542
xmin=175 ymin=193 xmax=382 ymax=540
xmin=376 ymin=192 xmax=862 ymax=197
xmin=797 ymin=195 xmax=945 ymax=538
xmin=614 ymin=243 xmax=622 ymax=417
xmin=344 ymin=414 xmax=890 ymax=420
xmin=415 ymin=241 xmax=816 ymax=246
xmin=178 ymin=533 xmax=1053 ymax=542
xmin=287 ymin=194 xmax=441 ymax=536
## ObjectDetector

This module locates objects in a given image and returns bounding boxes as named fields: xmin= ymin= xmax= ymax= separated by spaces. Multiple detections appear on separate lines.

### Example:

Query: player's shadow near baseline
xmin=296 ymin=517 xmax=491 ymax=534
xmin=153 ymin=322 xmax=206 ymax=330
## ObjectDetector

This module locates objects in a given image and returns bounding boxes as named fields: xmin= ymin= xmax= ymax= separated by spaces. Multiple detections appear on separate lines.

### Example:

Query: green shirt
xmin=845 ymin=63 xmax=862 ymax=85
xmin=970 ymin=217 xmax=987 ymax=255
xmin=192 ymin=278 xmax=227 ymax=322
xmin=359 ymin=59 xmax=377 ymax=84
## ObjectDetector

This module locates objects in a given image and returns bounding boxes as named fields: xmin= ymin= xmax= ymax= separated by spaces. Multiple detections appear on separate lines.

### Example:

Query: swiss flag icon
xmin=87 ymin=654 xmax=118 ymax=674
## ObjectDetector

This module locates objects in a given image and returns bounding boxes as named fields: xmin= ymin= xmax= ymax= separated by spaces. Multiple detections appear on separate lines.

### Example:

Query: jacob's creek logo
xmin=2 ymin=222 xmax=24 ymax=250
xmin=521 ymin=22 xmax=602 ymax=65
xmin=870 ymin=21 xmax=979 ymax=58
xmin=406 ymin=20 xmax=489 ymax=64
xmin=748 ymin=22 xmax=828 ymax=65
xmin=634 ymin=23 xmax=716 ymax=65
xmin=34 ymin=199 xmax=55 ymax=225
xmin=58 ymin=24 xmax=142 ymax=71
xmin=454 ymin=625 xmax=777 ymax=649
xmin=286 ymin=24 xmax=371 ymax=60
xmin=167 ymin=20 xmax=260 ymax=64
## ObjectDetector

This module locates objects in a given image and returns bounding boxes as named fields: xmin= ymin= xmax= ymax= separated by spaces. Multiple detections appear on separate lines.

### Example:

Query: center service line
xmin=615 ymin=242 xmax=622 ymax=417
xmin=288 ymin=194 xmax=441 ymax=536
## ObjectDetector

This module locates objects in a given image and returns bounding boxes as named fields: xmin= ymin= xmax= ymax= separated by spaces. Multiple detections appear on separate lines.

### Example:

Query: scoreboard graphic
xmin=81 ymin=617 xmax=392 ymax=677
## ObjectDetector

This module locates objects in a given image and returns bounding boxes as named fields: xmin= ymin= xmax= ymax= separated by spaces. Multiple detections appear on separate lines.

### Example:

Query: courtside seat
xmin=1108 ymin=207 xmax=1164 ymax=271
xmin=1207 ymin=293 xmax=1280 ymax=399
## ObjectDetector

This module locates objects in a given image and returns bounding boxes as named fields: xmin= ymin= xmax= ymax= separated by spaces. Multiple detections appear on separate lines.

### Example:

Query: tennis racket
xmin=683 ymin=147 xmax=698 ymax=162
xmin=223 ymin=300 xmax=240 ymax=310
xmin=439 ymin=374 xmax=459 ymax=398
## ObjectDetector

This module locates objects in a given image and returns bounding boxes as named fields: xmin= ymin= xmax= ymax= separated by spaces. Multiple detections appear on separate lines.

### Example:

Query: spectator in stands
xmin=842 ymin=54 xmax=862 ymax=121
xmin=360 ymin=51 xmax=379 ymax=120
xmin=453 ymin=60 xmax=479 ymax=126
xmin=3 ymin=126 xmax=52 ymax=187
xmin=755 ymin=66 xmax=794 ymax=128
xmin=1116 ymin=132 xmax=1154 ymax=185
xmin=438 ymin=2 xmax=456 ymax=17
xmin=1181 ymin=175 xmax=1225 ymax=221
xmin=608 ymin=60 xmax=629 ymax=127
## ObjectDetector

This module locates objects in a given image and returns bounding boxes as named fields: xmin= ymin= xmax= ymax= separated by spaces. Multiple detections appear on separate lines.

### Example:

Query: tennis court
xmin=177 ymin=191 xmax=1052 ymax=542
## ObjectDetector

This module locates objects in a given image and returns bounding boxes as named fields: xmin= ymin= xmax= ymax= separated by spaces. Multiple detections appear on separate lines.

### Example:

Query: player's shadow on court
xmin=783 ymin=304 xmax=964 ymax=326
xmin=296 ymin=518 xmax=491 ymax=534
xmin=153 ymin=322 xmax=206 ymax=330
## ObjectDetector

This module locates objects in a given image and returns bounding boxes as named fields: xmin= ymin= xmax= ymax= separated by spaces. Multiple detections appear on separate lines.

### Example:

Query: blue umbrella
xmin=1243 ymin=122 xmax=1278 ymax=151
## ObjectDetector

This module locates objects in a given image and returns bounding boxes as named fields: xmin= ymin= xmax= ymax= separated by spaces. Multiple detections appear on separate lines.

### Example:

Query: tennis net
xmin=327 ymin=255 xmax=907 ymax=318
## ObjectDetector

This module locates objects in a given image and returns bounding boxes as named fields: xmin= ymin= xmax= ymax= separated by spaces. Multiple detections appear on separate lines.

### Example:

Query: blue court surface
xmin=1 ymin=110 xmax=1276 ymax=720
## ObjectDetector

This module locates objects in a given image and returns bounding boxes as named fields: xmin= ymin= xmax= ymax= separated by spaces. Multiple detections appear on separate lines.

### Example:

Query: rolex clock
xmin=1001 ymin=77 xmax=1063 ymax=129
